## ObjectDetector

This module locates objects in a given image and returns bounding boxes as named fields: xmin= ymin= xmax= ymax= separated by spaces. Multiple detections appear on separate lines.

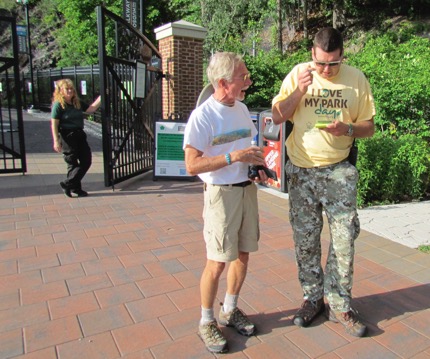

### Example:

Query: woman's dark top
xmin=51 ymin=101 xmax=89 ymax=130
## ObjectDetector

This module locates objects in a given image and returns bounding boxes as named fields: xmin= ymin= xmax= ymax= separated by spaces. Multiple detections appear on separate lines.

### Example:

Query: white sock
xmin=223 ymin=293 xmax=238 ymax=313
xmin=200 ymin=307 xmax=215 ymax=326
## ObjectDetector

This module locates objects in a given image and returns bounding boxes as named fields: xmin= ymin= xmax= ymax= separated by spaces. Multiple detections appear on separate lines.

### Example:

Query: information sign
xmin=81 ymin=81 xmax=87 ymax=95
xmin=134 ymin=62 xmax=146 ymax=98
xmin=154 ymin=121 xmax=193 ymax=180
xmin=16 ymin=25 xmax=27 ymax=53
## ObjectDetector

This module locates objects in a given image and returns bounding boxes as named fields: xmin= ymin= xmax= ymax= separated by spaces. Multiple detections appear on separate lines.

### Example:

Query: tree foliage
xmin=321 ymin=0 xmax=430 ymax=28
xmin=54 ymin=0 xmax=111 ymax=67
xmin=243 ymin=48 xmax=310 ymax=108
xmin=170 ymin=0 xmax=272 ymax=55
xmin=0 ymin=0 xmax=15 ymax=11
xmin=23 ymin=0 xmax=176 ymax=67
xmin=347 ymin=32 xmax=430 ymax=139
xmin=15 ymin=0 xmax=429 ymax=67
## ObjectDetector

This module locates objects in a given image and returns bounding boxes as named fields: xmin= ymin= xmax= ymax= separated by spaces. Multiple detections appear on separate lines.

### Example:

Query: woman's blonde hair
xmin=52 ymin=79 xmax=81 ymax=109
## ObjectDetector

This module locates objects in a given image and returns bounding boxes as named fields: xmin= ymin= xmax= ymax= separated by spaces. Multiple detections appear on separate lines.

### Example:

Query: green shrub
xmin=243 ymin=49 xmax=310 ymax=109
xmin=347 ymin=34 xmax=430 ymax=140
xmin=356 ymin=133 xmax=430 ymax=207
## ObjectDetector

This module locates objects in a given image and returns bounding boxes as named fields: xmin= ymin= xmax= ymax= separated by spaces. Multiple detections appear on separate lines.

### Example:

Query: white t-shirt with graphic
xmin=183 ymin=96 xmax=257 ymax=184
xmin=272 ymin=62 xmax=376 ymax=168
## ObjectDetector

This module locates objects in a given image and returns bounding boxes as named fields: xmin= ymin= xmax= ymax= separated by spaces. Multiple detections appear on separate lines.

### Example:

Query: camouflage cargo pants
xmin=285 ymin=160 xmax=360 ymax=312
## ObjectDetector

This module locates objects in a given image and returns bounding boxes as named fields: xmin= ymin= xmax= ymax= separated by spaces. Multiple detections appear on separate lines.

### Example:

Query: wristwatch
xmin=346 ymin=123 xmax=354 ymax=137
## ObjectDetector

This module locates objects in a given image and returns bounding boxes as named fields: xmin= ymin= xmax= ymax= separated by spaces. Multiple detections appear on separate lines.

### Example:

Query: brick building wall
xmin=155 ymin=21 xmax=207 ymax=121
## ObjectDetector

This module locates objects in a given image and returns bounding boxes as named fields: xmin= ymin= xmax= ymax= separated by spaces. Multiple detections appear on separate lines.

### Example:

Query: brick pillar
xmin=155 ymin=20 xmax=207 ymax=121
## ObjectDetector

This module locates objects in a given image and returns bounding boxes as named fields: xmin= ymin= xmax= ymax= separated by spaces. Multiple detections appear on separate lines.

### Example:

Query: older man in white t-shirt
xmin=183 ymin=52 xmax=267 ymax=354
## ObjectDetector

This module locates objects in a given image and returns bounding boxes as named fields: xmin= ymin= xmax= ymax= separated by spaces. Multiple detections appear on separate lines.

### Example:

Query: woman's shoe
xmin=72 ymin=189 xmax=88 ymax=197
xmin=59 ymin=182 xmax=73 ymax=198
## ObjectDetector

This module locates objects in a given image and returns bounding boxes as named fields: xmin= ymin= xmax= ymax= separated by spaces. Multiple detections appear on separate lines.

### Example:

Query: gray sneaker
xmin=219 ymin=306 xmax=256 ymax=336
xmin=198 ymin=320 xmax=228 ymax=353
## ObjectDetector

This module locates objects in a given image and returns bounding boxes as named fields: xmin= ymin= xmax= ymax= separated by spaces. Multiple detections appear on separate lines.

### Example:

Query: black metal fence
xmin=19 ymin=65 xmax=101 ymax=121
xmin=0 ymin=15 xmax=26 ymax=174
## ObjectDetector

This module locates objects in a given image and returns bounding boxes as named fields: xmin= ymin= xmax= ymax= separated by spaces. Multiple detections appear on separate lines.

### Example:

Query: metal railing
xmin=0 ymin=15 xmax=26 ymax=174
xmin=18 ymin=65 xmax=101 ymax=115
xmin=97 ymin=6 xmax=163 ymax=187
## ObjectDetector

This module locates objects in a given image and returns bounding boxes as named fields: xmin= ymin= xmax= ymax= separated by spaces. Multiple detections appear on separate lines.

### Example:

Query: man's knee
xmin=205 ymin=260 xmax=226 ymax=279
xmin=237 ymin=252 xmax=249 ymax=265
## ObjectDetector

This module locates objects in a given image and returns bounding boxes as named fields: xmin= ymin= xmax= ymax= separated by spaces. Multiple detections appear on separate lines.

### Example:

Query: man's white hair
xmin=207 ymin=52 xmax=243 ymax=89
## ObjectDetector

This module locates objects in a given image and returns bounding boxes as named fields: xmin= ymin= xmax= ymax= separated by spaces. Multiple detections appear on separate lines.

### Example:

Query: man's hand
xmin=233 ymin=145 xmax=266 ymax=166
xmin=298 ymin=67 xmax=315 ymax=94
xmin=323 ymin=120 xmax=349 ymax=137
xmin=254 ymin=168 xmax=269 ymax=183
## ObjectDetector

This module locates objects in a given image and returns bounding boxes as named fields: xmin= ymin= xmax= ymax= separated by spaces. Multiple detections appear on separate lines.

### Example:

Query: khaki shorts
xmin=203 ymin=183 xmax=259 ymax=262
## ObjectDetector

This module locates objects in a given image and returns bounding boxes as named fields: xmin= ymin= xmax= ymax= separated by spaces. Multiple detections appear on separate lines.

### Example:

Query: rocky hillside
xmin=1 ymin=4 xmax=61 ymax=70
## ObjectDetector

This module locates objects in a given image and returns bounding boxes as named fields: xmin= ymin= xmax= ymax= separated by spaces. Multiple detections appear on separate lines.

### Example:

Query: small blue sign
xmin=16 ymin=25 xmax=27 ymax=36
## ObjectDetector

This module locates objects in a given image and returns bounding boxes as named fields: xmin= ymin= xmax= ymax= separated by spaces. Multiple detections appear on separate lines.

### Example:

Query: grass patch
xmin=418 ymin=245 xmax=430 ymax=253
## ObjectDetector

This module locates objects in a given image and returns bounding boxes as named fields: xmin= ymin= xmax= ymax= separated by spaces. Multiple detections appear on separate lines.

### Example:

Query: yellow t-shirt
xmin=272 ymin=62 xmax=376 ymax=168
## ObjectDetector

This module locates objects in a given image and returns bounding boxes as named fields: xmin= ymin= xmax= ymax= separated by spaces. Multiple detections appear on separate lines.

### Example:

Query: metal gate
xmin=0 ymin=16 xmax=26 ymax=174
xmin=97 ymin=6 xmax=163 ymax=187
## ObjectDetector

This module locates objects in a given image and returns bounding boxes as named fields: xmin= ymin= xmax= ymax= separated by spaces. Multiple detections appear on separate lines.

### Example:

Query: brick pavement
xmin=0 ymin=111 xmax=429 ymax=358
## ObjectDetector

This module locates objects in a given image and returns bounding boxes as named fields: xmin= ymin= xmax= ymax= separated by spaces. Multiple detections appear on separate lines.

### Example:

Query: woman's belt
xmin=60 ymin=128 xmax=83 ymax=132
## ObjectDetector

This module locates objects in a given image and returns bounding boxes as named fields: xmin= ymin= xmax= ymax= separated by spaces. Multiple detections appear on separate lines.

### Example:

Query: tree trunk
xmin=333 ymin=0 xmax=347 ymax=29
xmin=277 ymin=0 xmax=283 ymax=52
xmin=303 ymin=0 xmax=308 ymax=40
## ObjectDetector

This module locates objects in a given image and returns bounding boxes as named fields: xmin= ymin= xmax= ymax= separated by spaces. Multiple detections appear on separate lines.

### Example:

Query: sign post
xmin=16 ymin=0 xmax=35 ymax=108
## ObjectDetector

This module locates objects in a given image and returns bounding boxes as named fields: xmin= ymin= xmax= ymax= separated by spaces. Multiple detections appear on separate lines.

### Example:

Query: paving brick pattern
xmin=0 ymin=112 xmax=429 ymax=358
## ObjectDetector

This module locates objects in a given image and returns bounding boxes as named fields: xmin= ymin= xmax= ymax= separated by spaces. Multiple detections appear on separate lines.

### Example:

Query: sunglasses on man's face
xmin=233 ymin=73 xmax=251 ymax=82
xmin=314 ymin=60 xmax=342 ymax=67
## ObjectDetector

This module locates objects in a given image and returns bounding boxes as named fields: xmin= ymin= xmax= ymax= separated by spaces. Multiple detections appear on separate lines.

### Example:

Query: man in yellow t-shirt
xmin=272 ymin=27 xmax=376 ymax=337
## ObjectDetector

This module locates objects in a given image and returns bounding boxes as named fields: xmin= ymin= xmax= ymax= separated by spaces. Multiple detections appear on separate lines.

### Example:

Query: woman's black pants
xmin=60 ymin=129 xmax=92 ymax=190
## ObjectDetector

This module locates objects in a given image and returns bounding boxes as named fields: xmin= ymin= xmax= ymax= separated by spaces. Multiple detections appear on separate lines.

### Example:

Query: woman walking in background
xmin=51 ymin=78 xmax=101 ymax=198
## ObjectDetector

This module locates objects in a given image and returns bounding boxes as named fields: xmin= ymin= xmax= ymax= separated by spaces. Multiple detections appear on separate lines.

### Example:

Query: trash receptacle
xmin=259 ymin=110 xmax=293 ymax=193
xmin=249 ymin=108 xmax=269 ymax=146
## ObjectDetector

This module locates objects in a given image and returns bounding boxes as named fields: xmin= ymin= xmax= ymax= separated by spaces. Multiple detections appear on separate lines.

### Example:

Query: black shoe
xmin=60 ymin=182 xmax=73 ymax=198
xmin=293 ymin=298 xmax=325 ymax=327
xmin=71 ymin=189 xmax=88 ymax=197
